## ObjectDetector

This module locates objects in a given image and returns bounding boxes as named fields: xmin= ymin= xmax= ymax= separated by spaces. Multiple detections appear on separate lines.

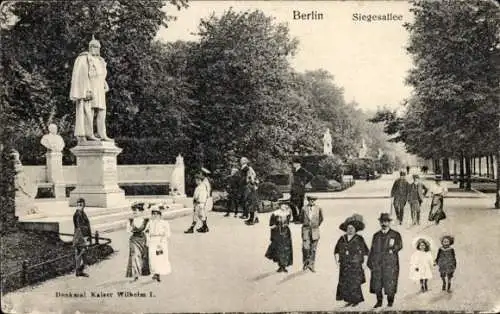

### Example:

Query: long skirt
xmin=336 ymin=260 xmax=366 ymax=304
xmin=265 ymin=228 xmax=293 ymax=267
xmin=148 ymin=236 xmax=172 ymax=275
xmin=126 ymin=233 xmax=151 ymax=277
xmin=428 ymin=195 xmax=446 ymax=223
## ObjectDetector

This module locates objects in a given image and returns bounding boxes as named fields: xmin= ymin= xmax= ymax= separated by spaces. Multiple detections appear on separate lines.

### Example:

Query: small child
xmin=434 ymin=235 xmax=456 ymax=292
xmin=409 ymin=238 xmax=434 ymax=292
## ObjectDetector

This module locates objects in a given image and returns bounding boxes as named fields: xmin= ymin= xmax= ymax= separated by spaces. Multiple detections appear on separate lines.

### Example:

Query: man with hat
xmin=390 ymin=171 xmax=410 ymax=225
xmin=367 ymin=213 xmax=403 ymax=308
xmin=408 ymin=174 xmax=428 ymax=225
xmin=73 ymin=198 xmax=92 ymax=277
xmin=300 ymin=195 xmax=324 ymax=272
xmin=290 ymin=157 xmax=314 ymax=224
xmin=200 ymin=167 xmax=213 ymax=212
xmin=184 ymin=173 xmax=210 ymax=233
xmin=239 ymin=157 xmax=259 ymax=224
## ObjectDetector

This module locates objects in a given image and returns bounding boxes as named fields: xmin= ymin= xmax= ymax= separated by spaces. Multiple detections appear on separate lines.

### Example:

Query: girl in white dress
xmin=409 ymin=237 xmax=434 ymax=292
xmin=146 ymin=207 xmax=172 ymax=281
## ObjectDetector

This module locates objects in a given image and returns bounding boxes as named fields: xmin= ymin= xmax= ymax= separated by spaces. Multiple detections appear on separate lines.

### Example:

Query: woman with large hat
xmin=428 ymin=175 xmax=448 ymax=224
xmin=125 ymin=202 xmax=151 ymax=282
xmin=265 ymin=201 xmax=293 ymax=273
xmin=334 ymin=214 xmax=370 ymax=307
xmin=146 ymin=205 xmax=172 ymax=282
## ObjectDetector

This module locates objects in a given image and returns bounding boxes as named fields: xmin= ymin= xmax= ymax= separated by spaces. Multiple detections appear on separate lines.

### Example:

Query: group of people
xmin=391 ymin=171 xmax=448 ymax=226
xmin=265 ymin=195 xmax=324 ymax=273
xmin=224 ymin=157 xmax=260 ymax=225
xmin=334 ymin=212 xmax=457 ymax=308
xmin=72 ymin=198 xmax=172 ymax=282
xmin=125 ymin=202 xmax=172 ymax=282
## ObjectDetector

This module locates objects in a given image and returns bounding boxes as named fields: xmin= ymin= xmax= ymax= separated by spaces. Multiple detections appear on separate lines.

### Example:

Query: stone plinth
xmin=69 ymin=141 xmax=126 ymax=207
xmin=46 ymin=151 xmax=66 ymax=199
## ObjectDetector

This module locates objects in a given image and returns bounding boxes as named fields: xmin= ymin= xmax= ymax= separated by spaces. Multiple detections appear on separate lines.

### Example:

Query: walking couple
xmin=126 ymin=202 xmax=172 ymax=282
xmin=334 ymin=213 xmax=402 ymax=308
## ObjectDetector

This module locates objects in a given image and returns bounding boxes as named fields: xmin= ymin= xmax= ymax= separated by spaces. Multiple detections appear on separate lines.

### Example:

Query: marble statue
xmin=359 ymin=139 xmax=368 ymax=158
xmin=40 ymin=124 xmax=65 ymax=152
xmin=11 ymin=150 xmax=39 ymax=216
xmin=70 ymin=35 xmax=112 ymax=144
xmin=323 ymin=128 xmax=333 ymax=155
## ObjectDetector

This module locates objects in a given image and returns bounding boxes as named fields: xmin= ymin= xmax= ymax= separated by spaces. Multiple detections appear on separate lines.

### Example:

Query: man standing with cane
xmin=390 ymin=171 xmax=410 ymax=225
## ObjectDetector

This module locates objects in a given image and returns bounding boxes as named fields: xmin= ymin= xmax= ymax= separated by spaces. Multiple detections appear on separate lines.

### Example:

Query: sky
xmin=156 ymin=0 xmax=415 ymax=111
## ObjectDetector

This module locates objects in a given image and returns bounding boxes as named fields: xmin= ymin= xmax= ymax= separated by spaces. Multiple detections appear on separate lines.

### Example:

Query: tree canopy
xmin=1 ymin=3 xmax=405 ymax=181
xmin=372 ymin=0 xmax=500 ymax=160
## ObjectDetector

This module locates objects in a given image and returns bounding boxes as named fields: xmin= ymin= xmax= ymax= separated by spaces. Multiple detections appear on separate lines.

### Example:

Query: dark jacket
xmin=73 ymin=209 xmax=91 ymax=247
xmin=73 ymin=210 xmax=91 ymax=237
xmin=367 ymin=229 xmax=403 ymax=295
xmin=291 ymin=167 xmax=313 ymax=195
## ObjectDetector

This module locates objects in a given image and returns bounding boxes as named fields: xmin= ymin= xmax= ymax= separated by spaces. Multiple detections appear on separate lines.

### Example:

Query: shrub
xmin=257 ymin=182 xmax=283 ymax=201
xmin=318 ymin=155 xmax=344 ymax=181
xmin=310 ymin=175 xmax=329 ymax=191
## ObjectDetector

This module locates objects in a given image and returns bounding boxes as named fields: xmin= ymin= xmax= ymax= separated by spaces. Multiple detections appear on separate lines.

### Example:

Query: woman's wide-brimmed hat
xmin=412 ymin=235 xmax=434 ymax=251
xmin=131 ymin=202 xmax=145 ymax=211
xmin=440 ymin=234 xmax=455 ymax=245
xmin=150 ymin=205 xmax=162 ymax=215
xmin=201 ymin=167 xmax=211 ymax=175
xmin=378 ymin=213 xmax=392 ymax=222
xmin=339 ymin=214 xmax=365 ymax=232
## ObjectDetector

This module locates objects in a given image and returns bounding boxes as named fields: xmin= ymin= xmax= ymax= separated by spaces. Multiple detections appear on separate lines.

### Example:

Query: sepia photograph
xmin=0 ymin=0 xmax=499 ymax=313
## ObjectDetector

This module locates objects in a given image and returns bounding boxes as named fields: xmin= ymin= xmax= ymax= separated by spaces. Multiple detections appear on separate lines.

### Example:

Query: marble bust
xmin=41 ymin=124 xmax=65 ymax=152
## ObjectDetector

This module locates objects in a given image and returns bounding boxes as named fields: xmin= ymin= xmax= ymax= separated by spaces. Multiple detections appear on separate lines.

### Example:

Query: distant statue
xmin=40 ymin=124 xmax=65 ymax=152
xmin=359 ymin=139 xmax=368 ymax=158
xmin=170 ymin=155 xmax=185 ymax=196
xmin=323 ymin=128 xmax=332 ymax=155
xmin=11 ymin=150 xmax=39 ymax=216
xmin=377 ymin=148 xmax=384 ymax=159
xmin=70 ymin=35 xmax=112 ymax=144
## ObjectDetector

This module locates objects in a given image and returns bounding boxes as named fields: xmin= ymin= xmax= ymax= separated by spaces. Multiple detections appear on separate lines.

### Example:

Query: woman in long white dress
xmin=147 ymin=207 xmax=172 ymax=282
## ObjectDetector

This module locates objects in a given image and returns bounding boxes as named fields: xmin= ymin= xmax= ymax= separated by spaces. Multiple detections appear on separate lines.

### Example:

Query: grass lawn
xmin=1 ymin=230 xmax=114 ymax=294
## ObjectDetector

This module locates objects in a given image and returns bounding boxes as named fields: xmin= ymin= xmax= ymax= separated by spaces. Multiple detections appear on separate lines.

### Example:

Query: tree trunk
xmin=459 ymin=156 xmax=465 ymax=189
xmin=465 ymin=156 xmax=472 ymax=191
xmin=496 ymin=153 xmax=499 ymax=209
xmin=487 ymin=156 xmax=490 ymax=178
xmin=442 ymin=158 xmax=450 ymax=180
xmin=490 ymin=155 xmax=495 ymax=179
xmin=472 ymin=157 xmax=476 ymax=175
xmin=453 ymin=159 xmax=458 ymax=184
xmin=478 ymin=157 xmax=482 ymax=176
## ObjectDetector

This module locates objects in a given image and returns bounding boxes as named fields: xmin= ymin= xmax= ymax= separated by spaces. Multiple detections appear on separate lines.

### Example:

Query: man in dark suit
xmin=73 ymin=198 xmax=92 ymax=277
xmin=407 ymin=174 xmax=428 ymax=225
xmin=225 ymin=168 xmax=240 ymax=217
xmin=367 ymin=213 xmax=403 ymax=308
xmin=290 ymin=158 xmax=313 ymax=223
xmin=390 ymin=171 xmax=410 ymax=225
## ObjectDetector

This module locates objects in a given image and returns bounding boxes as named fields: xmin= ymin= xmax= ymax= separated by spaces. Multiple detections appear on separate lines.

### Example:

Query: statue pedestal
xmin=46 ymin=151 xmax=65 ymax=199
xmin=69 ymin=141 xmax=126 ymax=207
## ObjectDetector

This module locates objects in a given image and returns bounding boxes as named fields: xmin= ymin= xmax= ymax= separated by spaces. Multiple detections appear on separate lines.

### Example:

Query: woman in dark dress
xmin=334 ymin=214 xmax=369 ymax=307
xmin=265 ymin=203 xmax=293 ymax=272
xmin=126 ymin=202 xmax=151 ymax=281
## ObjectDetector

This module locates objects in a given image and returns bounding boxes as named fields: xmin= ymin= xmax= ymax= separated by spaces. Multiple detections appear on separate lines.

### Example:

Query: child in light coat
xmin=409 ymin=238 xmax=434 ymax=292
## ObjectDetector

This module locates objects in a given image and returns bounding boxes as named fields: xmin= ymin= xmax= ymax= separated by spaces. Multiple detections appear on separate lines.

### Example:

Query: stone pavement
xmin=4 ymin=175 xmax=500 ymax=313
